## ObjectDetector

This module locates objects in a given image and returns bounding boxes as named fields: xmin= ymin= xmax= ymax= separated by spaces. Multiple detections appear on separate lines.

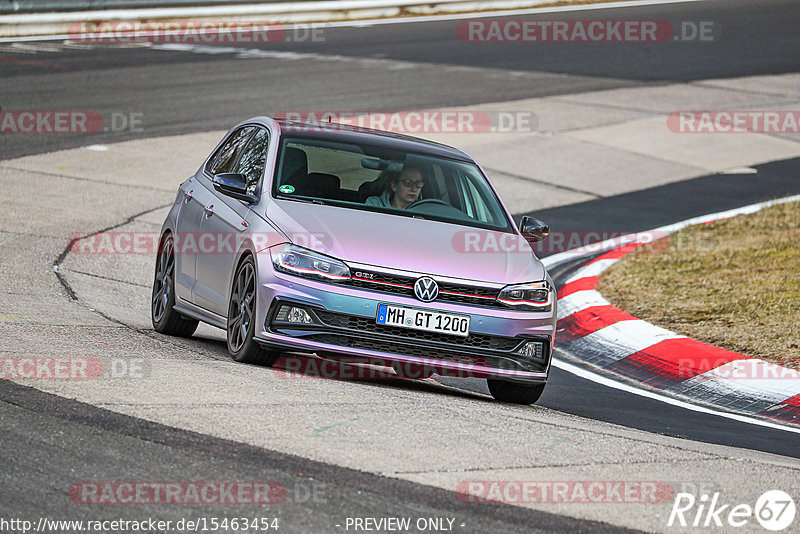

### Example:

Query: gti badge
xmin=414 ymin=277 xmax=439 ymax=302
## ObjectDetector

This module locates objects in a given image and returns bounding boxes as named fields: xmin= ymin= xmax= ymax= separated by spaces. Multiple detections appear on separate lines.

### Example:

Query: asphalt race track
xmin=2 ymin=0 xmax=800 ymax=159
xmin=1 ymin=0 xmax=800 ymax=532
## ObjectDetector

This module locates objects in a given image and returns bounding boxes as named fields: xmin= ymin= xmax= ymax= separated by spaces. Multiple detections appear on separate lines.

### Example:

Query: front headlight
xmin=497 ymin=281 xmax=552 ymax=311
xmin=270 ymin=244 xmax=351 ymax=282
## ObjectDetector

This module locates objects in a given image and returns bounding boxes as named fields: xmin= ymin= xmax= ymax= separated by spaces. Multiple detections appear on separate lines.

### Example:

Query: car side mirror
xmin=213 ymin=173 xmax=259 ymax=204
xmin=521 ymin=216 xmax=550 ymax=243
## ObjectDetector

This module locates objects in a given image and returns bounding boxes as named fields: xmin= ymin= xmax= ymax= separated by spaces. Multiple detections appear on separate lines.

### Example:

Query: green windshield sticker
xmin=279 ymin=185 xmax=295 ymax=194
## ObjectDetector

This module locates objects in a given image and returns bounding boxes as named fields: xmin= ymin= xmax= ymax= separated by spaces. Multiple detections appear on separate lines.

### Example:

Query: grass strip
xmin=597 ymin=200 xmax=800 ymax=370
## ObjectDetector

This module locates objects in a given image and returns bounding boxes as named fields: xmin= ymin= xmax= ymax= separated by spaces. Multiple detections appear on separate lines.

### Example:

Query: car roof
xmin=269 ymin=117 xmax=475 ymax=162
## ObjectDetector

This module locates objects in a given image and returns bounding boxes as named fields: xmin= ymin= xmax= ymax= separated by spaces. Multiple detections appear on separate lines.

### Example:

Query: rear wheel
xmin=227 ymin=255 xmax=279 ymax=366
xmin=487 ymin=378 xmax=545 ymax=405
xmin=152 ymin=234 xmax=198 ymax=337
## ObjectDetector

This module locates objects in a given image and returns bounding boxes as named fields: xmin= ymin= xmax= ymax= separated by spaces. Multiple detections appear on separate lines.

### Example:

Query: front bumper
xmin=253 ymin=256 xmax=555 ymax=383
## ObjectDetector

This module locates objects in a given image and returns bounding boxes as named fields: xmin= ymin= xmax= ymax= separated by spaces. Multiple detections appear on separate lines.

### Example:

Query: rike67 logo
xmin=668 ymin=490 xmax=795 ymax=531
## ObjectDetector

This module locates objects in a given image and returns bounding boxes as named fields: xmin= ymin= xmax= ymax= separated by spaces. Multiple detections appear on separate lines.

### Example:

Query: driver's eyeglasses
xmin=399 ymin=179 xmax=425 ymax=189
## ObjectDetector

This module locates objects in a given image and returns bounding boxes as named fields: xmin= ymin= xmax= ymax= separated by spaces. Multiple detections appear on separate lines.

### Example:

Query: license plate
xmin=376 ymin=304 xmax=470 ymax=337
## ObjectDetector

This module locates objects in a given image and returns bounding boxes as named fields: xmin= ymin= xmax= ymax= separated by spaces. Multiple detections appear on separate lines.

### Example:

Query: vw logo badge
xmin=414 ymin=277 xmax=439 ymax=302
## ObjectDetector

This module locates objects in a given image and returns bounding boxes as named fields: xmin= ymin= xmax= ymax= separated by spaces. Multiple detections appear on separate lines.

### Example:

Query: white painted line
xmin=691 ymin=360 xmax=800 ymax=401
xmin=721 ymin=166 xmax=758 ymax=175
xmin=552 ymin=357 xmax=800 ymax=434
xmin=567 ymin=320 xmax=685 ymax=364
xmin=0 ymin=0 xmax=704 ymax=43
xmin=563 ymin=257 xmax=619 ymax=284
xmin=0 ymin=44 xmax=38 ymax=54
xmin=8 ymin=42 xmax=64 ymax=52
xmin=557 ymin=289 xmax=610 ymax=320
xmin=0 ymin=42 xmax=67 ymax=53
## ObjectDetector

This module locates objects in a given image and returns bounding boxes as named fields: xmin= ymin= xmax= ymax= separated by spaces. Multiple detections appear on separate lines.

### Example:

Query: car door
xmin=193 ymin=127 xmax=269 ymax=316
xmin=183 ymin=125 xmax=255 ymax=310
xmin=173 ymin=175 xmax=214 ymax=303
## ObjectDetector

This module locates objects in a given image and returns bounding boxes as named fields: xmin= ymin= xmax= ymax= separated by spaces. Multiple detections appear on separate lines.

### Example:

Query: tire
xmin=227 ymin=255 xmax=279 ymax=366
xmin=487 ymin=378 xmax=546 ymax=405
xmin=152 ymin=234 xmax=199 ymax=337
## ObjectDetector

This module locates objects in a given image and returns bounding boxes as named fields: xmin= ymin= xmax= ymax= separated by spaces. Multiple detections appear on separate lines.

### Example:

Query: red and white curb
xmin=542 ymin=194 xmax=800 ymax=428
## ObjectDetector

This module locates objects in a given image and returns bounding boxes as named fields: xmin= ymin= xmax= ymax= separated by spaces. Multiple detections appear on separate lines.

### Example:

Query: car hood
xmin=266 ymin=200 xmax=546 ymax=284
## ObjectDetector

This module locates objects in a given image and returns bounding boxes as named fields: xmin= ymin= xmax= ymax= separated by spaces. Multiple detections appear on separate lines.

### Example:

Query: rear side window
xmin=207 ymin=126 xmax=256 ymax=175
xmin=235 ymin=128 xmax=270 ymax=195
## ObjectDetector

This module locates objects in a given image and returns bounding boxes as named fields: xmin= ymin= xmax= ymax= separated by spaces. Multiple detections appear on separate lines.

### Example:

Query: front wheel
xmin=487 ymin=379 xmax=545 ymax=405
xmin=227 ymin=255 xmax=279 ymax=366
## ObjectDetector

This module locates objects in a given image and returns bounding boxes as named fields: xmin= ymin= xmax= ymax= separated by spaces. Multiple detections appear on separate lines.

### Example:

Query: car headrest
xmin=302 ymin=173 xmax=341 ymax=199
xmin=282 ymin=147 xmax=308 ymax=183
xmin=358 ymin=179 xmax=379 ymax=202
xmin=357 ymin=171 xmax=399 ymax=202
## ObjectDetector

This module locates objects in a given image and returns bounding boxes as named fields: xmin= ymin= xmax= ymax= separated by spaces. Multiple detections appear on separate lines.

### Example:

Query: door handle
xmin=203 ymin=204 xmax=214 ymax=217
xmin=184 ymin=189 xmax=193 ymax=203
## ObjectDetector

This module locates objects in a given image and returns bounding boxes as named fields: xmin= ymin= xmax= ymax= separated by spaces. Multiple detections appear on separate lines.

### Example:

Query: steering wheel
xmin=408 ymin=198 xmax=449 ymax=209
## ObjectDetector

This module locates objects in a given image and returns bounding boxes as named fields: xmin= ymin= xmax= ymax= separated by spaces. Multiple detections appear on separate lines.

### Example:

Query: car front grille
xmin=346 ymin=269 xmax=503 ymax=308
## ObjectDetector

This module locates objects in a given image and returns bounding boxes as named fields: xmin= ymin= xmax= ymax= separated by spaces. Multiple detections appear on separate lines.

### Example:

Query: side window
xmin=207 ymin=126 xmax=256 ymax=175
xmin=235 ymin=128 xmax=270 ymax=195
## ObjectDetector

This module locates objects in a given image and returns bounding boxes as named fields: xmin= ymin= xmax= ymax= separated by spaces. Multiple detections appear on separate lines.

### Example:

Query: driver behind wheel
xmin=365 ymin=166 xmax=425 ymax=209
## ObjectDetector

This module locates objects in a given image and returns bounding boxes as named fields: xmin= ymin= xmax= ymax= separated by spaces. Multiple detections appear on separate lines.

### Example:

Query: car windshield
xmin=272 ymin=136 xmax=512 ymax=231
